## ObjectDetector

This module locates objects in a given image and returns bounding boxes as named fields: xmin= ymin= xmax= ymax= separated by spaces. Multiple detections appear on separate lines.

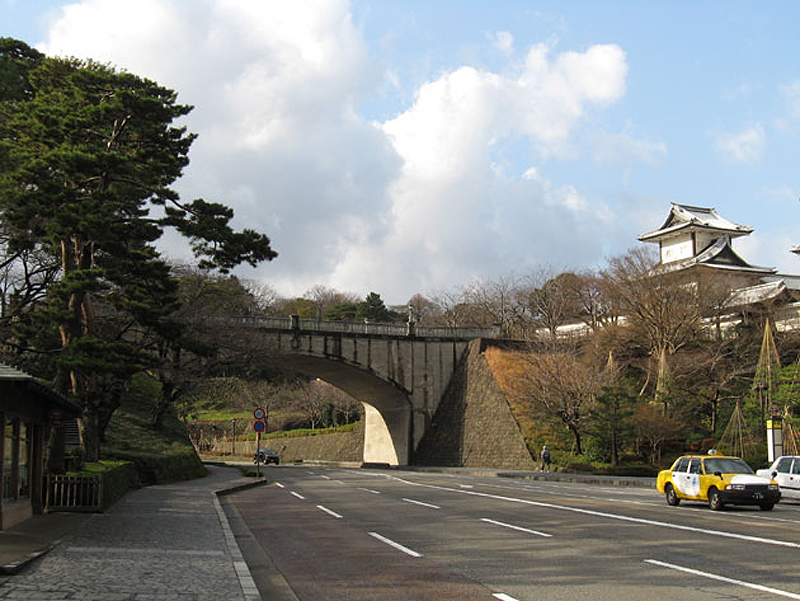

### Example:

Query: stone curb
xmin=212 ymin=477 xmax=270 ymax=601
xmin=0 ymin=539 xmax=62 ymax=575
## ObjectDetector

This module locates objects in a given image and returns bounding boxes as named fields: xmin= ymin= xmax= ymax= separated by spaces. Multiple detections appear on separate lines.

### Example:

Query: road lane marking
xmin=402 ymin=498 xmax=441 ymax=510
xmin=332 ymin=479 xmax=345 ymax=485
xmin=459 ymin=484 xmax=474 ymax=489
xmin=358 ymin=487 xmax=380 ymax=494
xmin=320 ymin=475 xmax=331 ymax=480
xmin=290 ymin=491 xmax=305 ymax=500
xmin=275 ymin=482 xmax=284 ymax=488
xmin=645 ymin=560 xmax=800 ymax=599
xmin=386 ymin=475 xmax=800 ymax=549
xmin=317 ymin=505 xmax=343 ymax=519
xmin=481 ymin=518 xmax=552 ymax=538
xmin=368 ymin=532 xmax=422 ymax=557
xmin=493 ymin=594 xmax=521 ymax=601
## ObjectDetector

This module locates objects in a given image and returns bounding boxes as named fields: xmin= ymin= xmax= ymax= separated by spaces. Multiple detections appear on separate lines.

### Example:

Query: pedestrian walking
xmin=540 ymin=445 xmax=551 ymax=472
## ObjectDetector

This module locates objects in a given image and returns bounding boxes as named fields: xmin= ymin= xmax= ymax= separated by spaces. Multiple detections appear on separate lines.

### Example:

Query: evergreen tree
xmin=0 ymin=42 xmax=277 ymax=459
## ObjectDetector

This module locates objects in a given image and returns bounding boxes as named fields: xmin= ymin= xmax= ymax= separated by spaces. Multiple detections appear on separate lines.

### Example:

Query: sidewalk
xmin=0 ymin=465 xmax=266 ymax=601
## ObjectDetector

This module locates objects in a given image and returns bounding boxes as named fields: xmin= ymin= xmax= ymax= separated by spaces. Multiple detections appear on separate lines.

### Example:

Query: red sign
xmin=253 ymin=407 xmax=266 ymax=420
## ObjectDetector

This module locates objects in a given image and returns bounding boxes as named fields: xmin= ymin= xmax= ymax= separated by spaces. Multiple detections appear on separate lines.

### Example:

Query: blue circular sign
xmin=253 ymin=420 xmax=266 ymax=432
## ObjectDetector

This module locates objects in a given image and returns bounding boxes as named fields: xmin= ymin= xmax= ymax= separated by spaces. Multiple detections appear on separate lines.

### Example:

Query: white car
xmin=757 ymin=456 xmax=800 ymax=500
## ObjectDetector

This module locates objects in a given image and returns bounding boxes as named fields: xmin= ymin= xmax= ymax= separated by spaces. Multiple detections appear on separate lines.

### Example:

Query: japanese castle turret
xmin=639 ymin=203 xmax=800 ymax=314
xmin=639 ymin=203 xmax=776 ymax=288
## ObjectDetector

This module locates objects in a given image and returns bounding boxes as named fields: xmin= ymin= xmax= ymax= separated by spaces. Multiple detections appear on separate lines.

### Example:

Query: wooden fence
xmin=44 ymin=474 xmax=102 ymax=512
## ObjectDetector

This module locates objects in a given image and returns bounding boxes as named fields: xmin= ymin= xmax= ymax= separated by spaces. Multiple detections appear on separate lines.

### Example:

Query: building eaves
xmin=639 ymin=203 xmax=753 ymax=242
xmin=0 ymin=362 xmax=82 ymax=416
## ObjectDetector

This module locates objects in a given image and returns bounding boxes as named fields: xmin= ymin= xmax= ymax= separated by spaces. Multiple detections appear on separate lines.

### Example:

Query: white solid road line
xmin=316 ymin=505 xmax=343 ymax=519
xmin=480 ymin=518 xmax=552 ymax=538
xmin=645 ymin=559 xmax=800 ymax=600
xmin=386 ymin=475 xmax=800 ymax=550
xmin=492 ymin=594 xmax=521 ymax=601
xmin=368 ymin=532 xmax=422 ymax=557
xmin=290 ymin=491 xmax=305 ymax=500
xmin=402 ymin=498 xmax=441 ymax=510
xmin=358 ymin=487 xmax=380 ymax=494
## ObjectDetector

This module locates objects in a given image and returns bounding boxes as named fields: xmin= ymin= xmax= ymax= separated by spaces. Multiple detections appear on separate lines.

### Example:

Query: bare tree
xmin=601 ymin=247 xmax=732 ymax=402
xmin=507 ymin=345 xmax=613 ymax=454
xmin=634 ymin=403 xmax=684 ymax=465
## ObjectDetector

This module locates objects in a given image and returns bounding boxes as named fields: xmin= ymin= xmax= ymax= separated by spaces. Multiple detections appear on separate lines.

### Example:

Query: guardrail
xmin=44 ymin=474 xmax=102 ymax=512
xmin=220 ymin=315 xmax=500 ymax=339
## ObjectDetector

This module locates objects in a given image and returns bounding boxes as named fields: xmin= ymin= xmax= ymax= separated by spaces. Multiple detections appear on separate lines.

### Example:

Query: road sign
xmin=769 ymin=404 xmax=781 ymax=418
xmin=254 ymin=407 xmax=266 ymax=420
xmin=253 ymin=419 xmax=266 ymax=433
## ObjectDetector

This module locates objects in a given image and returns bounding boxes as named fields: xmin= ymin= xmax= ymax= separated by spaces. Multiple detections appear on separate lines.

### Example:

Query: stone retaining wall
xmin=413 ymin=339 xmax=535 ymax=469
xmin=264 ymin=422 xmax=364 ymax=464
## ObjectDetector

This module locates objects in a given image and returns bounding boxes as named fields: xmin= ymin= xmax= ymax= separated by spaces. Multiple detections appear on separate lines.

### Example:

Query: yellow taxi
xmin=656 ymin=451 xmax=780 ymax=511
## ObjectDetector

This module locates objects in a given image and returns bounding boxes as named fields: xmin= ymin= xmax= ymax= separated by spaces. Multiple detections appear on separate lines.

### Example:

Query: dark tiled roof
xmin=0 ymin=362 xmax=82 ymax=416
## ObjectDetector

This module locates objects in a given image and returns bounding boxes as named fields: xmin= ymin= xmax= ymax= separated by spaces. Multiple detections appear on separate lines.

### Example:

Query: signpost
xmin=253 ymin=408 xmax=266 ymax=478
xmin=767 ymin=404 xmax=783 ymax=463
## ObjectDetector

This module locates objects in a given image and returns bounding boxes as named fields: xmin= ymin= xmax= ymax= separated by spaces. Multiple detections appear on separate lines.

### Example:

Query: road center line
xmin=645 ymin=559 xmax=800 ymax=599
xmin=402 ymin=497 xmax=441 ymax=510
xmin=320 ymin=475 xmax=330 ymax=480
xmin=481 ymin=518 xmax=552 ymax=538
xmin=385 ymin=475 xmax=800 ymax=549
xmin=316 ymin=504 xmax=343 ymax=519
xmin=493 ymin=594 xmax=521 ymax=601
xmin=358 ymin=487 xmax=380 ymax=494
xmin=290 ymin=491 xmax=305 ymax=500
xmin=368 ymin=532 xmax=422 ymax=557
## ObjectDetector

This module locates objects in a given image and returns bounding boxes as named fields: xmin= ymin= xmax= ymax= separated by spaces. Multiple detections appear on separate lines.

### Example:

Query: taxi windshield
xmin=703 ymin=457 xmax=753 ymax=475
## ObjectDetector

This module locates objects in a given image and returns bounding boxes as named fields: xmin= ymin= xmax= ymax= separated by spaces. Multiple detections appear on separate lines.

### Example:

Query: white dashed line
xmin=645 ymin=559 xmax=800 ymax=599
xmin=368 ymin=532 xmax=422 ymax=557
xmin=358 ymin=488 xmax=380 ymax=494
xmin=493 ymin=594 xmax=521 ymax=601
xmin=402 ymin=498 xmax=441 ymax=509
xmin=290 ymin=491 xmax=305 ymax=500
xmin=316 ymin=505 xmax=343 ymax=519
xmin=274 ymin=482 xmax=284 ymax=488
xmin=481 ymin=518 xmax=552 ymax=538
xmin=320 ymin=475 xmax=330 ymax=480
xmin=385 ymin=476 xmax=800 ymax=549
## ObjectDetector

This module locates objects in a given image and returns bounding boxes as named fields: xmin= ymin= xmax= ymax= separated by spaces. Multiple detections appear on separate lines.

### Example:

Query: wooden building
xmin=1 ymin=363 xmax=81 ymax=529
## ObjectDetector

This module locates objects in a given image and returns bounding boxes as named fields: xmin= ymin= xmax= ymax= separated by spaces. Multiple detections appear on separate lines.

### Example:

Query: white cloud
xmin=489 ymin=30 xmax=514 ymax=55
xmin=37 ymin=2 xmax=630 ymax=302
xmin=781 ymin=81 xmax=800 ymax=121
xmin=715 ymin=124 xmax=766 ymax=163
xmin=591 ymin=130 xmax=667 ymax=166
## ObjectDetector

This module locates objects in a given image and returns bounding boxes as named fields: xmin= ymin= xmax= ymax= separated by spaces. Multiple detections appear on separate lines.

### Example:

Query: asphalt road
xmin=227 ymin=467 xmax=800 ymax=601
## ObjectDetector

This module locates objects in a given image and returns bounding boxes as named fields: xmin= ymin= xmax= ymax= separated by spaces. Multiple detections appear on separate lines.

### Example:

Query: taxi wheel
xmin=665 ymin=483 xmax=680 ymax=506
xmin=760 ymin=503 xmax=774 ymax=511
xmin=708 ymin=487 xmax=724 ymax=511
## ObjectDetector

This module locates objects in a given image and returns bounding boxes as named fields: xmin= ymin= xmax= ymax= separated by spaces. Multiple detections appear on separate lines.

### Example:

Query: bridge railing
xmin=221 ymin=315 xmax=499 ymax=339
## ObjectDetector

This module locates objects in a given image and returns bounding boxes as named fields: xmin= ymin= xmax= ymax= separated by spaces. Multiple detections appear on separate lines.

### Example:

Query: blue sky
xmin=3 ymin=0 xmax=799 ymax=302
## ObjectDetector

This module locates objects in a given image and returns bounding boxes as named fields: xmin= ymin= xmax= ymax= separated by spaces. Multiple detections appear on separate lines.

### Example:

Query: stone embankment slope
xmin=413 ymin=339 xmax=535 ymax=469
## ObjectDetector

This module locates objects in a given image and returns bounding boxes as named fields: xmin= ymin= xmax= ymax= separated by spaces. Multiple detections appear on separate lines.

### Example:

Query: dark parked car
xmin=254 ymin=448 xmax=280 ymax=465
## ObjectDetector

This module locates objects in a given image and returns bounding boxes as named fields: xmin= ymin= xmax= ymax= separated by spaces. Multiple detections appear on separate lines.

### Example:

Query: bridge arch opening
xmin=268 ymin=354 xmax=413 ymax=465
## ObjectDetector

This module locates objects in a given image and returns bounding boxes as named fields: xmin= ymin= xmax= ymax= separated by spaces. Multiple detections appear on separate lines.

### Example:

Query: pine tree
xmin=0 ymin=42 xmax=277 ymax=459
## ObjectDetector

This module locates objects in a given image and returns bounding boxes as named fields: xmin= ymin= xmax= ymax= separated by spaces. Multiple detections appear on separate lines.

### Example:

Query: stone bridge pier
xmin=241 ymin=316 xmax=498 ymax=465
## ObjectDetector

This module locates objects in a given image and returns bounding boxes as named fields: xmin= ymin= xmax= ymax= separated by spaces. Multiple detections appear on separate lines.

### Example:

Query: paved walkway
xmin=0 ymin=466 xmax=261 ymax=601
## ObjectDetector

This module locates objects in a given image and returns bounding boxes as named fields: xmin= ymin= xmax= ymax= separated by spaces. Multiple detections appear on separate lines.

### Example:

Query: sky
xmin=3 ymin=0 xmax=800 ymax=304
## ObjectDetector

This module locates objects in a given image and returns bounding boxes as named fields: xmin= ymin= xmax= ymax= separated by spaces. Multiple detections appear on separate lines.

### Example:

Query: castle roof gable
xmin=639 ymin=203 xmax=752 ymax=242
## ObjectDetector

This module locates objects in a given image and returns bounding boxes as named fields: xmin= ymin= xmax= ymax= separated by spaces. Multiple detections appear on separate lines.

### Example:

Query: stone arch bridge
xmin=228 ymin=316 xmax=500 ymax=466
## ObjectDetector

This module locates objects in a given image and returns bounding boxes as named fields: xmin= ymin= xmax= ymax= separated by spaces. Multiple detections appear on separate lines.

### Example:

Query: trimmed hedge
xmin=66 ymin=460 xmax=139 ymax=511
xmin=105 ymin=450 xmax=207 ymax=486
